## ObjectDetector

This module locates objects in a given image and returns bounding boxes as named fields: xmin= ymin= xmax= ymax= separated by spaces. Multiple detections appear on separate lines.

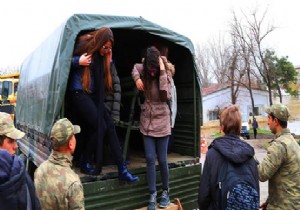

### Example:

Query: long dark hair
xmin=142 ymin=46 xmax=160 ymax=89
xmin=74 ymin=27 xmax=114 ymax=92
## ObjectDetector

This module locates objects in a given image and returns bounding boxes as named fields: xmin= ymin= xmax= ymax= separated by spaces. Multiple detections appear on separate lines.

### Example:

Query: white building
xmin=202 ymin=84 xmax=270 ymax=124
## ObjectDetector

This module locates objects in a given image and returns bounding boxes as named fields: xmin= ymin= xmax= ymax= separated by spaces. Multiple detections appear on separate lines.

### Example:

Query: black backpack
xmin=217 ymin=159 xmax=259 ymax=210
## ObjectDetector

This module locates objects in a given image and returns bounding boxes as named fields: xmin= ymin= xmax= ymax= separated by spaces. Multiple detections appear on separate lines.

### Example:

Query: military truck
xmin=16 ymin=14 xmax=202 ymax=209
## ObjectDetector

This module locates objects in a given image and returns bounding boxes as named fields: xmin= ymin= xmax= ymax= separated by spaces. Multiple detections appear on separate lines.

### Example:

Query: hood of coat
xmin=0 ymin=149 xmax=25 ymax=194
xmin=210 ymin=134 xmax=255 ymax=164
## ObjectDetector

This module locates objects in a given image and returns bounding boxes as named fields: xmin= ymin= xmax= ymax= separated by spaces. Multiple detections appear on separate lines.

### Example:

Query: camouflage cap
xmin=265 ymin=103 xmax=290 ymax=121
xmin=50 ymin=118 xmax=80 ymax=147
xmin=0 ymin=112 xmax=25 ymax=139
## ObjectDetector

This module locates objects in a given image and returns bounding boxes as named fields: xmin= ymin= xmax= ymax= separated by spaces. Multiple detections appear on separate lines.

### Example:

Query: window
xmin=253 ymin=107 xmax=260 ymax=116
xmin=208 ymin=110 xmax=219 ymax=121
xmin=2 ymin=81 xmax=12 ymax=98
xmin=14 ymin=82 xmax=18 ymax=95
xmin=248 ymin=105 xmax=262 ymax=116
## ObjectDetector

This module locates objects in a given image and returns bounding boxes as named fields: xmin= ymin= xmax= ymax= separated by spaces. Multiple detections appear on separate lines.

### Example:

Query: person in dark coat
xmin=68 ymin=27 xmax=138 ymax=182
xmin=252 ymin=117 xmax=259 ymax=139
xmin=0 ymin=112 xmax=41 ymax=210
xmin=198 ymin=105 xmax=259 ymax=210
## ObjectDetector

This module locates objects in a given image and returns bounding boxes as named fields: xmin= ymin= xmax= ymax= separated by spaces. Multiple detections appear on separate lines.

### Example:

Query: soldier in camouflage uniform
xmin=259 ymin=103 xmax=300 ymax=210
xmin=34 ymin=118 xmax=85 ymax=210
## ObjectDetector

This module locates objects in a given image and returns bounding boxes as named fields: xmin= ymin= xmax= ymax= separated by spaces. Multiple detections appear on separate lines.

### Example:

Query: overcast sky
xmin=1 ymin=0 xmax=299 ymax=68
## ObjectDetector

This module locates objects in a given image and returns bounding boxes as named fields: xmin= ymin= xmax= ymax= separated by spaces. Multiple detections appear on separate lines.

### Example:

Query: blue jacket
xmin=0 ymin=149 xmax=41 ymax=210
xmin=69 ymin=56 xmax=95 ymax=92
xmin=69 ymin=57 xmax=121 ymax=121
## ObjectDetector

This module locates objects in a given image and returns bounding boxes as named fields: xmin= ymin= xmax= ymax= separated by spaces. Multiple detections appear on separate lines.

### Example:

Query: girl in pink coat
xmin=132 ymin=46 xmax=173 ymax=210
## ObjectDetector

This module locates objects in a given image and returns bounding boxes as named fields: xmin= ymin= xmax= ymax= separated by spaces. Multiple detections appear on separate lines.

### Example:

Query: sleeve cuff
xmin=72 ymin=56 xmax=80 ymax=67
xmin=160 ymin=69 xmax=166 ymax=76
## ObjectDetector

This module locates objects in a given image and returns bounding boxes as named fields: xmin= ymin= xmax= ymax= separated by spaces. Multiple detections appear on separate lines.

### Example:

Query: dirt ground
xmin=248 ymin=139 xmax=269 ymax=204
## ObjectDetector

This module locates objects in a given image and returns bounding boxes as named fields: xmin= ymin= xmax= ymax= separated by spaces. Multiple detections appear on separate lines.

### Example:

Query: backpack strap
xmin=210 ymin=142 xmax=226 ymax=209
xmin=216 ymin=160 xmax=229 ymax=210
xmin=26 ymin=183 xmax=32 ymax=210
xmin=217 ymin=161 xmax=228 ymax=189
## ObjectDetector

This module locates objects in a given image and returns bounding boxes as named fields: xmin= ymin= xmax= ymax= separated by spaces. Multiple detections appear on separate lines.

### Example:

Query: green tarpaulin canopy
xmin=17 ymin=13 xmax=200 ymax=135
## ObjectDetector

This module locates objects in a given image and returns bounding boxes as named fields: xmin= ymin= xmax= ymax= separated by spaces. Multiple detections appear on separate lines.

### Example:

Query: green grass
xmin=211 ymin=132 xmax=222 ymax=138
xmin=210 ymin=128 xmax=271 ymax=138
xmin=251 ymin=128 xmax=272 ymax=134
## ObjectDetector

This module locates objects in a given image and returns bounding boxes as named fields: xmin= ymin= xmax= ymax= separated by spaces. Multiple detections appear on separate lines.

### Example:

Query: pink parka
xmin=131 ymin=63 xmax=172 ymax=137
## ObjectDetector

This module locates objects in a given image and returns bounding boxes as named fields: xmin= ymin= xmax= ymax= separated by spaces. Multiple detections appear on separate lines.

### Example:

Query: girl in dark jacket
xmin=68 ymin=27 xmax=138 ymax=182
xmin=198 ymin=105 xmax=259 ymax=210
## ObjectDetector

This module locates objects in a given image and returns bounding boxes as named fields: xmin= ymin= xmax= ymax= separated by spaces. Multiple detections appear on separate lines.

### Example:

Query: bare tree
xmin=195 ymin=43 xmax=213 ymax=87
xmin=227 ymin=7 xmax=276 ymax=107
xmin=195 ymin=7 xmax=275 ymax=109
xmin=209 ymin=37 xmax=232 ymax=84
xmin=230 ymin=11 xmax=260 ymax=119
xmin=195 ymin=34 xmax=247 ymax=104
xmin=227 ymin=34 xmax=251 ymax=104
xmin=252 ymin=14 xmax=276 ymax=105
xmin=233 ymin=8 xmax=276 ymax=105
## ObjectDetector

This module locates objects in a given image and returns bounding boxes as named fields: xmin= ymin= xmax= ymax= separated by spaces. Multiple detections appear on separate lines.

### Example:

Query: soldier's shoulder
xmin=65 ymin=169 xmax=81 ymax=182
xmin=268 ymin=140 xmax=286 ymax=153
xmin=276 ymin=133 xmax=295 ymax=145
xmin=35 ymin=160 xmax=50 ymax=173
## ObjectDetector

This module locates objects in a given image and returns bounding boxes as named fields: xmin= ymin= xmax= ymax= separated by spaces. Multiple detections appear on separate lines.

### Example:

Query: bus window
xmin=2 ymin=81 xmax=12 ymax=99
xmin=14 ymin=82 xmax=18 ymax=95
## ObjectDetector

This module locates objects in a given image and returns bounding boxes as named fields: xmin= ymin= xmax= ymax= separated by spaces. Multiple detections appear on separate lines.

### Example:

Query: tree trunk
xmin=276 ymin=83 xmax=282 ymax=103
xmin=246 ymin=69 xmax=255 ymax=120
xmin=267 ymin=83 xmax=273 ymax=105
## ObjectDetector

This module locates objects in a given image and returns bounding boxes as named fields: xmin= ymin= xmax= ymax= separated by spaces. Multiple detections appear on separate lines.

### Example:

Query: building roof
xmin=202 ymin=83 xmax=229 ymax=96
xmin=202 ymin=83 xmax=267 ymax=96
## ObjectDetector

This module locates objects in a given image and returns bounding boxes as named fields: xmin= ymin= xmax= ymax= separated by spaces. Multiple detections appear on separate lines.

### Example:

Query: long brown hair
xmin=74 ymin=27 xmax=114 ymax=92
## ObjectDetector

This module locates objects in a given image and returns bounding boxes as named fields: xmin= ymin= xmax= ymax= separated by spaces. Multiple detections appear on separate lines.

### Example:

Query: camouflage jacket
xmin=258 ymin=128 xmax=300 ymax=209
xmin=34 ymin=151 xmax=84 ymax=210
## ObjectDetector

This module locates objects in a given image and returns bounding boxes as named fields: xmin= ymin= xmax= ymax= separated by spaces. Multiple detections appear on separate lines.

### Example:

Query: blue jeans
xmin=143 ymin=135 xmax=169 ymax=193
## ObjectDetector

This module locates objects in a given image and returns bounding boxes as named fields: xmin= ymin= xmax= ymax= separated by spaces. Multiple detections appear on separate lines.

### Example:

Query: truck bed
xmin=74 ymin=151 xmax=197 ymax=183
